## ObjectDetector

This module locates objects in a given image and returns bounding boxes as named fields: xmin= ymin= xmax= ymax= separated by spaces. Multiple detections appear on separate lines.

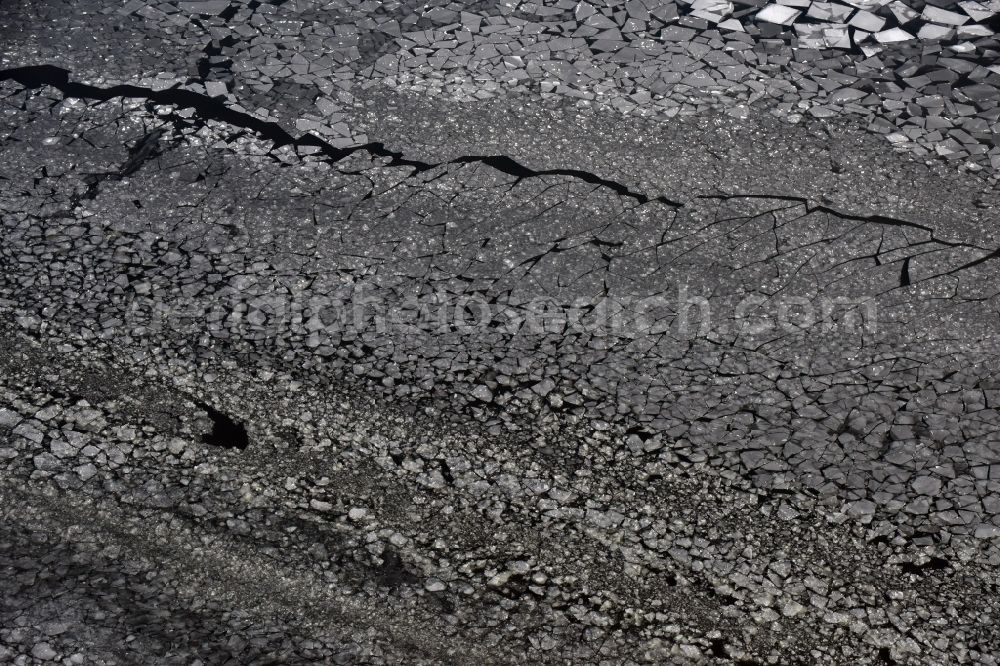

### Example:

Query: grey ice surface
xmin=1 ymin=1 xmax=1000 ymax=665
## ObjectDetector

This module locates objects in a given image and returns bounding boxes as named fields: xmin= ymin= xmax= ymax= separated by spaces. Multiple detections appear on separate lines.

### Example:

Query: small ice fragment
xmin=178 ymin=0 xmax=231 ymax=14
xmin=205 ymin=81 xmax=228 ymax=97
xmin=889 ymin=1 xmax=919 ymax=22
xmin=756 ymin=4 xmax=801 ymax=24
xmin=841 ymin=0 xmax=891 ymax=8
xmin=917 ymin=23 xmax=955 ymax=39
xmin=874 ymin=27 xmax=915 ymax=42
xmin=921 ymin=5 xmax=970 ymax=25
xmin=958 ymin=1 xmax=995 ymax=21
xmin=850 ymin=9 xmax=886 ymax=32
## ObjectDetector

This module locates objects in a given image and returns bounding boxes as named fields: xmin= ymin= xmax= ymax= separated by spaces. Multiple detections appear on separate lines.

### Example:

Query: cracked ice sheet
xmin=5 ymin=0 xmax=1000 ymax=180
xmin=2 ymin=9 xmax=1000 ymax=666
xmin=2 ymin=69 xmax=1000 ymax=664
